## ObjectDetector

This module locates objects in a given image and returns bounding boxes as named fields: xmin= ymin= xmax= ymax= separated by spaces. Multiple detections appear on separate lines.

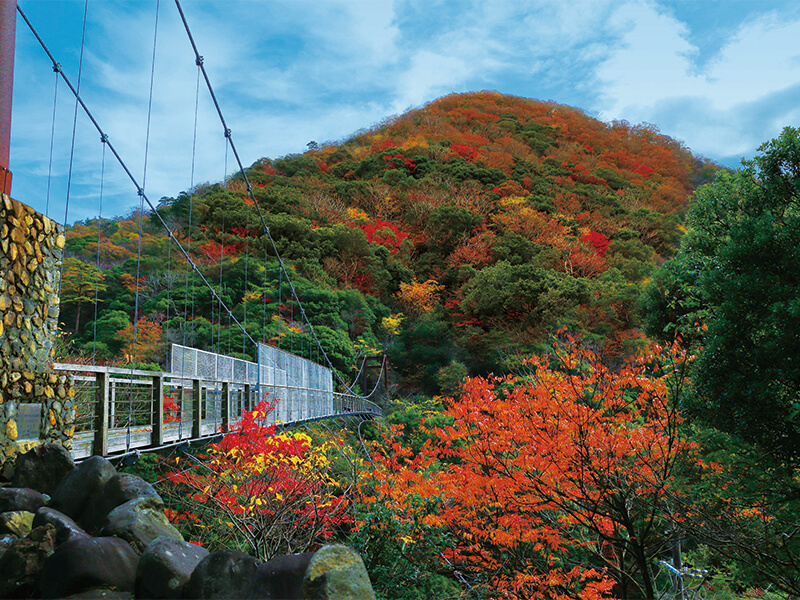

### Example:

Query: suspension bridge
xmin=0 ymin=1 xmax=384 ymax=463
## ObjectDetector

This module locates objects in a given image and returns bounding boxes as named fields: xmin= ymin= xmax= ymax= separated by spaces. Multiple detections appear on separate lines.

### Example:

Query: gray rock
xmin=51 ymin=455 xmax=116 ymax=521
xmin=185 ymin=548 xmax=261 ymax=599
xmin=249 ymin=552 xmax=315 ymax=599
xmin=302 ymin=545 xmax=376 ymax=600
xmin=101 ymin=497 xmax=183 ymax=554
xmin=135 ymin=536 xmax=209 ymax=599
xmin=0 ymin=533 xmax=18 ymax=561
xmin=11 ymin=442 xmax=74 ymax=495
xmin=0 ymin=486 xmax=49 ymax=512
xmin=33 ymin=506 xmax=89 ymax=546
xmin=0 ymin=524 xmax=57 ymax=599
xmin=40 ymin=535 xmax=139 ymax=599
xmin=80 ymin=472 xmax=161 ymax=534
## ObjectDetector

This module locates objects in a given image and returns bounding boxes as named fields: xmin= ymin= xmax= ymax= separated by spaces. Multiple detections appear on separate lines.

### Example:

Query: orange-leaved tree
xmin=359 ymin=339 xmax=692 ymax=599
xmin=162 ymin=401 xmax=350 ymax=560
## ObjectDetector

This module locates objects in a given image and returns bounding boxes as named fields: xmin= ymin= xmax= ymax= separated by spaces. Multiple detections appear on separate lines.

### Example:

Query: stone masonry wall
xmin=0 ymin=193 xmax=73 ymax=469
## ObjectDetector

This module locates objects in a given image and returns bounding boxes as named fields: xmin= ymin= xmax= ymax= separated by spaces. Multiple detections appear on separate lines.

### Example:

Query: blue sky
xmin=8 ymin=0 xmax=800 ymax=223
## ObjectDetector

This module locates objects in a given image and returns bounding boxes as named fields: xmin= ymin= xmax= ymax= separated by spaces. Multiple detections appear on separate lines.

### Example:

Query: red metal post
xmin=0 ymin=0 xmax=17 ymax=196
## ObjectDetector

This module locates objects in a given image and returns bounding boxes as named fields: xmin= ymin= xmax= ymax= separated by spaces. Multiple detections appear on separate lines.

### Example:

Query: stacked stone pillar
xmin=0 ymin=193 xmax=73 ymax=472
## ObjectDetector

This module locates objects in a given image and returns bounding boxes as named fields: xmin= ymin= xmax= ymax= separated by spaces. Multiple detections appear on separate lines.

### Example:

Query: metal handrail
xmin=56 ymin=359 xmax=381 ymax=461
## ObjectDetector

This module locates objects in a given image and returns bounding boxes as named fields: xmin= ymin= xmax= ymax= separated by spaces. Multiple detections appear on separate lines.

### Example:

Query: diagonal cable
xmin=174 ymin=0 xmax=363 ymax=392
xmin=17 ymin=3 xmax=258 ymax=351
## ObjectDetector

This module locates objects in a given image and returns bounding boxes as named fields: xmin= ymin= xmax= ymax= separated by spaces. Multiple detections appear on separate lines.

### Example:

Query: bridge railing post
xmin=192 ymin=379 xmax=202 ymax=439
xmin=152 ymin=374 xmax=164 ymax=446
xmin=94 ymin=371 xmax=109 ymax=456
xmin=221 ymin=381 xmax=230 ymax=433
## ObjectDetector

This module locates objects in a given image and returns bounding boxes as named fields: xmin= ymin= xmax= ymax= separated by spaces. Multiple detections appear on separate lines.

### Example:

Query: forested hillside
xmin=58 ymin=91 xmax=718 ymax=392
xmin=54 ymin=94 xmax=800 ymax=600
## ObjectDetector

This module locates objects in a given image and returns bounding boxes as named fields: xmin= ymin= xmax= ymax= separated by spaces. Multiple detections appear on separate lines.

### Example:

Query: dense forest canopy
xmin=58 ymin=91 xmax=719 ymax=393
xmin=51 ymin=93 xmax=800 ymax=600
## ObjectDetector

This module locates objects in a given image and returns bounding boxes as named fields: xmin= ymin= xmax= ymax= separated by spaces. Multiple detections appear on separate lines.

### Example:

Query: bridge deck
xmin=56 ymin=360 xmax=381 ymax=460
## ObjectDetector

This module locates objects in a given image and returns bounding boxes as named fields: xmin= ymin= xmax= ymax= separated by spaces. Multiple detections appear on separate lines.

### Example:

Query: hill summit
xmin=63 ymin=92 xmax=718 ymax=393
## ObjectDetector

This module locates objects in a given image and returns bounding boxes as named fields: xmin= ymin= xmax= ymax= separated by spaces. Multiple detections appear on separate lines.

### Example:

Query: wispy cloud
xmin=9 ymin=0 xmax=800 ymax=222
xmin=594 ymin=1 xmax=800 ymax=158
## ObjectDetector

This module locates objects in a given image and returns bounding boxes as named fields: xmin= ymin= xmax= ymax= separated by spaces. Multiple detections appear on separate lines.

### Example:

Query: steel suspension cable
xmin=242 ymin=242 xmax=248 ymax=358
xmin=45 ymin=65 xmax=59 ymax=217
xmin=58 ymin=0 xmax=88 ymax=299
xmin=91 ymin=138 xmax=107 ymax=366
xmin=179 ymin=65 xmax=202 ymax=438
xmin=173 ymin=0 xmax=361 ymax=392
xmin=17 ymin=5 xmax=260 ymax=351
xmin=128 ymin=0 xmax=160 ymax=453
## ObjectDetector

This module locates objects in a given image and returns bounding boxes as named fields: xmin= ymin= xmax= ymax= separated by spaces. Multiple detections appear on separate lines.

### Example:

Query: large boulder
xmin=302 ymin=545 xmax=376 ymax=600
xmin=101 ymin=497 xmax=183 ymax=554
xmin=0 ymin=486 xmax=49 ymax=513
xmin=40 ymin=535 xmax=139 ymax=599
xmin=33 ymin=507 xmax=89 ymax=546
xmin=11 ymin=443 xmax=74 ymax=495
xmin=248 ymin=552 xmax=315 ymax=600
xmin=0 ymin=524 xmax=56 ymax=599
xmin=79 ymin=472 xmax=161 ymax=534
xmin=134 ymin=536 xmax=209 ymax=599
xmin=51 ymin=455 xmax=116 ymax=522
xmin=0 ymin=533 xmax=17 ymax=561
xmin=185 ymin=548 xmax=261 ymax=599
xmin=0 ymin=510 xmax=35 ymax=537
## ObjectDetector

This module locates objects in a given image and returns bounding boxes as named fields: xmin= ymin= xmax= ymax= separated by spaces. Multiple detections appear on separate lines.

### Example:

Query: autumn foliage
xmin=359 ymin=340 xmax=692 ymax=599
xmin=162 ymin=401 xmax=350 ymax=560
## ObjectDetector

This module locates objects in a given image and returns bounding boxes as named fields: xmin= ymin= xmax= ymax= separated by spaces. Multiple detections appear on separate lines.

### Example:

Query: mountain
xmin=61 ymin=92 xmax=720 ymax=394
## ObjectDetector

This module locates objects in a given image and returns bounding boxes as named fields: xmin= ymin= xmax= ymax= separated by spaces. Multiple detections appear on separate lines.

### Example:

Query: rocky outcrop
xmin=0 ymin=524 xmax=56 ymax=598
xmin=185 ymin=548 xmax=262 ymax=599
xmin=134 ymin=537 xmax=209 ymax=599
xmin=0 ymin=486 xmax=48 ymax=513
xmin=51 ymin=455 xmax=116 ymax=520
xmin=0 ymin=440 xmax=377 ymax=599
xmin=250 ymin=552 xmax=315 ymax=599
xmin=41 ymin=535 xmax=140 ymax=599
xmin=80 ymin=472 xmax=162 ymax=534
xmin=11 ymin=442 xmax=73 ymax=495
xmin=0 ymin=510 xmax=35 ymax=537
xmin=33 ymin=507 xmax=89 ymax=546
xmin=302 ymin=544 xmax=376 ymax=600
xmin=102 ymin=497 xmax=183 ymax=553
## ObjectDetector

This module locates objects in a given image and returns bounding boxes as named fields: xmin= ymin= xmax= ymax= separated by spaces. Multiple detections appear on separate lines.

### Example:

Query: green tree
xmin=645 ymin=127 xmax=800 ymax=461
xmin=61 ymin=258 xmax=107 ymax=333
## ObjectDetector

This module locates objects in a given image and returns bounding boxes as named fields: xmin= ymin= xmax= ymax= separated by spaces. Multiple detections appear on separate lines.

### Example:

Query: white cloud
xmin=11 ymin=0 xmax=800 ymax=222
xmin=705 ymin=13 xmax=800 ymax=109
xmin=595 ymin=2 xmax=701 ymax=118
xmin=592 ymin=1 xmax=800 ymax=161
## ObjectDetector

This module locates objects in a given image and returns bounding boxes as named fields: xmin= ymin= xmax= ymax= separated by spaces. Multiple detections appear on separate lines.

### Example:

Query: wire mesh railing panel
xmin=57 ymin=346 xmax=380 ymax=460
xmin=109 ymin=378 xmax=153 ymax=430
xmin=233 ymin=358 xmax=247 ymax=383
xmin=217 ymin=355 xmax=234 ymax=381
xmin=197 ymin=351 xmax=216 ymax=380
xmin=203 ymin=383 xmax=223 ymax=427
xmin=71 ymin=374 xmax=99 ymax=434
xmin=170 ymin=346 xmax=197 ymax=379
